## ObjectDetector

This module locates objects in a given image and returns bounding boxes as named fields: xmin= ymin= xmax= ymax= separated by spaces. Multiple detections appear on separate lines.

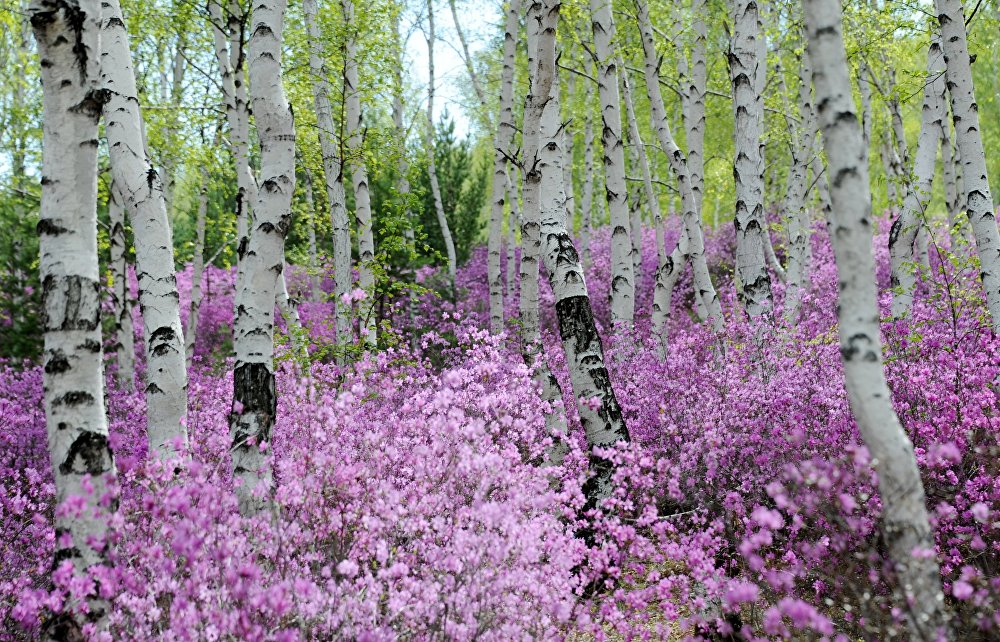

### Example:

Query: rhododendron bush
xmin=2 ymin=219 xmax=999 ymax=640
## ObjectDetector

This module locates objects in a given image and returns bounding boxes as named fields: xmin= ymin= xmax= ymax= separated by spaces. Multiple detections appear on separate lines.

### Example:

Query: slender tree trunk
xmin=858 ymin=59 xmax=873 ymax=150
xmin=935 ymin=0 xmax=1000 ymax=329
xmin=581 ymin=96 xmax=595 ymax=268
xmin=303 ymin=0 xmax=350 ymax=346
xmin=343 ymin=0 xmax=377 ymax=343
xmin=687 ymin=0 xmax=708 ymax=212
xmin=301 ymin=165 xmax=322 ymax=302
xmin=780 ymin=47 xmax=812 ymax=322
xmin=230 ymin=0 xmax=295 ymax=515
xmin=425 ymin=0 xmax=458 ymax=298
xmin=635 ymin=0 xmax=723 ymax=332
xmin=109 ymin=181 xmax=136 ymax=389
xmin=488 ymin=0 xmax=520 ymax=333
xmin=728 ymin=0 xmax=773 ymax=322
xmin=185 ymin=158 xmax=211 ymax=368
xmin=162 ymin=43 xmax=185 ymax=220
xmin=589 ymin=0 xmax=635 ymax=326
xmin=941 ymin=116 xmax=961 ymax=241
xmin=392 ymin=15 xmax=418 ymax=351
xmin=562 ymin=72 xmax=577 ymax=233
xmin=804 ymin=1 xmax=949 ymax=637
xmin=31 ymin=1 xmax=116 ymax=635
xmin=890 ymin=39 xmax=947 ymax=319
xmin=506 ymin=167 xmax=520 ymax=302
xmin=101 ymin=0 xmax=188 ymax=458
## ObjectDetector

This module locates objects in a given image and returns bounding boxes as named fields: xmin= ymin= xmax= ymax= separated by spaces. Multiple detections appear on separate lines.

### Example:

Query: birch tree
xmin=728 ymin=0 xmax=773 ymax=321
xmin=589 ymin=0 xmax=635 ymax=326
xmin=889 ymin=39 xmax=947 ymax=318
xmin=782 ymin=46 xmax=814 ymax=322
xmin=109 ymin=181 xmax=136 ymax=389
xmin=804 ymin=0 xmax=949 ymax=636
xmin=230 ymin=0 xmax=296 ymax=515
xmin=580 ymin=92 xmax=595 ymax=268
xmin=425 ymin=0 xmax=458 ymax=297
xmin=101 ymin=0 xmax=188 ymax=458
xmin=31 ymin=0 xmax=116 ymax=634
xmin=528 ymin=0 xmax=628 ymax=497
xmin=935 ymin=0 xmax=1000 ymax=329
xmin=303 ymin=0 xmax=350 ymax=346
xmin=185 ymin=157 xmax=211 ymax=367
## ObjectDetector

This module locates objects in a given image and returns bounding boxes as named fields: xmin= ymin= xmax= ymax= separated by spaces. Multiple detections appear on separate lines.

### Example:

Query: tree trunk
xmin=425 ymin=0 xmax=458 ymax=298
xmin=780 ymin=46 xmax=813 ymax=322
xmin=728 ymin=0 xmax=773 ymax=322
xmin=101 ymin=0 xmax=188 ymax=459
xmin=488 ymin=0 xmax=520 ymax=333
xmin=392 ymin=14 xmax=418 ymax=351
xmin=343 ymin=0 xmax=377 ymax=343
xmin=31 ymin=1 xmax=116 ymax=635
xmin=185 ymin=156 xmax=212 ymax=368
xmin=589 ymin=0 xmax=635 ymax=327
xmin=530 ymin=0 xmax=628 ymax=491
xmin=230 ymin=0 xmax=295 ymax=515
xmin=935 ymin=0 xmax=1000 ymax=329
xmin=109 ymin=181 xmax=136 ymax=389
xmin=581 ymin=96 xmax=595 ymax=268
xmin=889 ymin=39 xmax=947 ymax=319
xmin=635 ymin=0 xmax=723 ymax=332
xmin=804 ymin=0 xmax=949 ymax=637
xmin=303 ymin=0 xmax=351 ymax=346
xmin=506 ymin=167 xmax=520 ymax=302
xmin=301 ymin=164 xmax=322 ymax=302
xmin=685 ymin=0 xmax=708 ymax=212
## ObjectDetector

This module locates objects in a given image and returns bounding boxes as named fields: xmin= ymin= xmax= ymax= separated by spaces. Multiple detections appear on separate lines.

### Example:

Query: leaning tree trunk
xmin=230 ymin=0 xmax=296 ymax=515
xmin=185 ymin=157 xmax=212 ymax=368
xmin=530 ymin=0 xmax=628 ymax=488
xmin=343 ymin=0 xmax=377 ymax=344
xmin=31 ymin=0 xmax=117 ymax=635
xmin=101 ymin=0 xmax=188 ymax=459
xmin=728 ymin=0 xmax=773 ymax=322
xmin=488 ymin=0 xmax=520 ymax=333
xmin=804 ymin=0 xmax=950 ymax=637
xmin=425 ymin=0 xmax=458 ymax=298
xmin=635 ymin=0 xmax=723 ymax=332
xmin=589 ymin=0 xmax=635 ymax=327
xmin=303 ymin=0 xmax=351 ymax=346
xmin=109 ymin=181 xmax=136 ymax=390
xmin=889 ymin=39 xmax=947 ymax=319
xmin=935 ymin=0 xmax=1000 ymax=329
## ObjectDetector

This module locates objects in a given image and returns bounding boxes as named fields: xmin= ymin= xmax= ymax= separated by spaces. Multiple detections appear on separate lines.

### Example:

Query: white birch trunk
xmin=343 ymin=0 xmax=377 ymax=343
xmin=589 ymin=0 xmax=635 ymax=326
xmin=889 ymin=39 xmax=947 ymax=319
xmin=686 ymin=0 xmax=708 ymax=212
xmin=185 ymin=159 xmax=211 ymax=368
xmin=302 ymin=165 xmax=322 ymax=302
xmin=635 ymin=0 xmax=723 ymax=332
xmin=230 ymin=0 xmax=295 ymax=515
xmin=941 ymin=117 xmax=961 ymax=240
xmin=935 ymin=0 xmax=1000 ymax=329
xmin=781 ymin=47 xmax=812 ymax=322
xmin=109 ymin=181 xmax=136 ymax=389
xmin=506 ymin=168 xmax=520 ymax=302
xmin=581 ymin=100 xmax=595 ymax=268
xmin=162 ymin=44 xmax=185 ymax=220
xmin=562 ymin=72 xmax=577 ymax=233
xmin=392 ymin=17 xmax=418 ymax=350
xmin=728 ymin=0 xmax=773 ymax=322
xmin=31 ymin=1 xmax=116 ymax=633
xmin=531 ymin=0 xmax=629 ymax=489
xmin=425 ymin=0 xmax=458 ymax=298
xmin=101 ymin=0 xmax=188 ymax=459
xmin=488 ymin=0 xmax=521 ymax=333
xmin=804 ymin=1 xmax=949 ymax=636
xmin=303 ymin=0 xmax=350 ymax=346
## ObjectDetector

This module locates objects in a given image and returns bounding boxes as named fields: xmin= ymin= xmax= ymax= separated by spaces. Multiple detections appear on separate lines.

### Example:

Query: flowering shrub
xmin=3 ymin=214 xmax=1000 ymax=639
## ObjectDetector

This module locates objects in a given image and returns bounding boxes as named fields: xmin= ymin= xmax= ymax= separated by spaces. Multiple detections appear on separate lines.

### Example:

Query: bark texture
xmin=185 ymin=155 xmax=212 ymax=368
xmin=935 ymin=0 xmax=1000 ymax=329
xmin=589 ymin=0 xmax=635 ymax=326
xmin=108 ymin=181 xmax=135 ymax=389
xmin=804 ymin=0 xmax=949 ymax=636
xmin=101 ymin=0 xmax=188 ymax=458
xmin=31 ymin=0 xmax=116 ymax=635
xmin=231 ymin=0 xmax=295 ymax=515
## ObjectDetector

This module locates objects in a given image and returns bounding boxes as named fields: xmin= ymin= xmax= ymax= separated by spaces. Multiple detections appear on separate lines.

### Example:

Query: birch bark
xmin=804 ymin=0 xmax=949 ymax=636
xmin=31 ymin=0 xmax=116 ymax=634
xmin=782 ymin=47 xmax=813 ymax=322
xmin=303 ymin=0 xmax=350 ymax=346
xmin=935 ymin=0 xmax=1000 ymax=328
xmin=728 ymin=0 xmax=773 ymax=321
xmin=302 ymin=164 xmax=322 ymax=302
xmin=185 ymin=156 xmax=211 ymax=368
xmin=506 ymin=168 xmax=520 ymax=301
xmin=343 ymin=0 xmax=377 ymax=343
xmin=109 ymin=181 xmax=135 ymax=389
xmin=101 ymin=0 xmax=188 ymax=458
xmin=889 ymin=39 xmax=947 ymax=318
xmin=581 ymin=98 xmax=595 ymax=268
xmin=589 ymin=0 xmax=635 ymax=326
xmin=230 ymin=0 xmax=295 ymax=515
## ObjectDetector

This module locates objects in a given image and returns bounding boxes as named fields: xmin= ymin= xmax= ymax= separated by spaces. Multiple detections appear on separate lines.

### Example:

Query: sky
xmin=403 ymin=0 xmax=500 ymax=139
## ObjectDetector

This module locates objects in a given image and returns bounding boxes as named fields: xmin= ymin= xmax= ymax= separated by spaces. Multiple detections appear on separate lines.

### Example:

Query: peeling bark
xmin=804 ymin=0 xmax=949 ymax=636
xmin=31 ymin=0 xmax=116 ymax=634
xmin=100 ymin=0 xmax=188 ymax=458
